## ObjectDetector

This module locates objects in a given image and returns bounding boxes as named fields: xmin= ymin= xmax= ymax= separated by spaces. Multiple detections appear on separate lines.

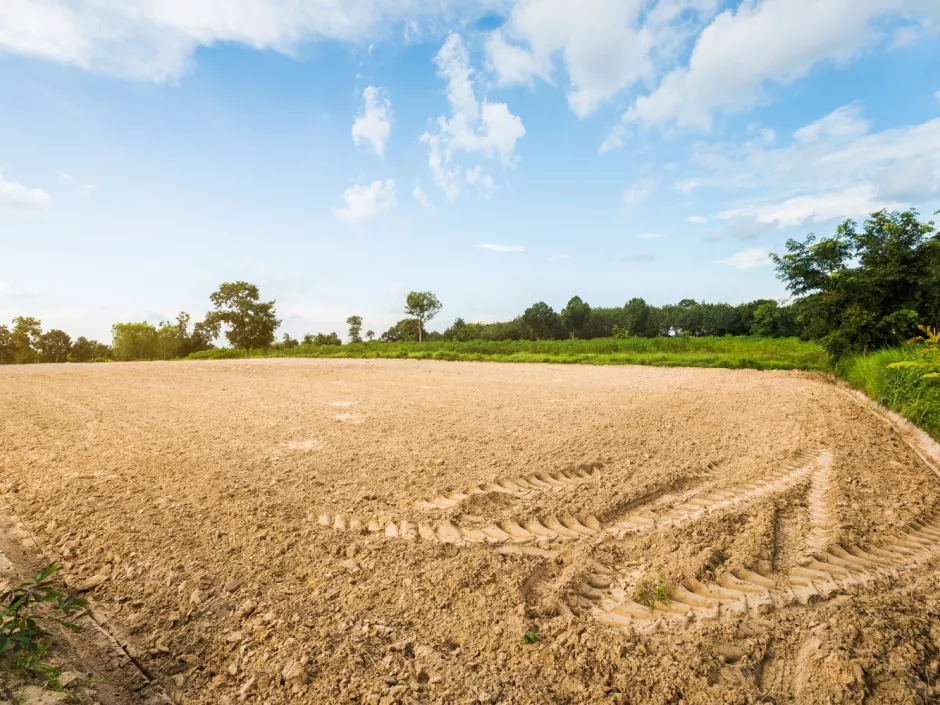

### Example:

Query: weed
xmin=1 ymin=563 xmax=86 ymax=690
xmin=633 ymin=567 xmax=670 ymax=610
xmin=523 ymin=631 xmax=540 ymax=644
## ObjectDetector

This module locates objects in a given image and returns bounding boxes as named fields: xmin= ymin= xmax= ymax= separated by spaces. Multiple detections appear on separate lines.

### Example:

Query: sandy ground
xmin=1 ymin=358 xmax=939 ymax=704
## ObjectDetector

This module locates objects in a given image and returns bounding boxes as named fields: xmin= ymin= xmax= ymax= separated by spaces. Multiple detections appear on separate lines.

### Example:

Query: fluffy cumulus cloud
xmin=0 ymin=0 xmax=503 ymax=81
xmin=715 ymin=248 xmax=772 ymax=270
xmin=334 ymin=179 xmax=397 ymax=221
xmin=683 ymin=102 xmax=940 ymax=232
xmin=421 ymin=33 xmax=525 ymax=201
xmin=352 ymin=86 xmax=392 ymax=157
xmin=614 ymin=0 xmax=940 ymax=134
xmin=0 ymin=173 xmax=52 ymax=212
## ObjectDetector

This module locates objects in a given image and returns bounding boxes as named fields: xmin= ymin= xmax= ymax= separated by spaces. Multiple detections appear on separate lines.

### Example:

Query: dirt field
xmin=2 ymin=358 xmax=940 ymax=704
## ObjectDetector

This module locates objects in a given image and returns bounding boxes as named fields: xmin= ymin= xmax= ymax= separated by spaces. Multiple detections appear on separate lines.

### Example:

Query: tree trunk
xmin=418 ymin=320 xmax=423 ymax=343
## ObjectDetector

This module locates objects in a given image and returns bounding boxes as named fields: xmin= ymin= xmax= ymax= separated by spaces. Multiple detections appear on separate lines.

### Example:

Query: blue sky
xmin=1 ymin=0 xmax=939 ymax=341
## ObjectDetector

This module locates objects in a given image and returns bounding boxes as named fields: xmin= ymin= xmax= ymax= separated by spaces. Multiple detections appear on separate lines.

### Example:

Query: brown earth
xmin=0 ymin=358 xmax=939 ymax=705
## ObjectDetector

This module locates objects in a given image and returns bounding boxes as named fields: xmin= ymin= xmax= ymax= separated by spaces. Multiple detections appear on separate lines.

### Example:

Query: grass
xmin=839 ymin=345 xmax=940 ymax=441
xmin=633 ymin=567 xmax=670 ymax=610
xmin=187 ymin=336 xmax=829 ymax=372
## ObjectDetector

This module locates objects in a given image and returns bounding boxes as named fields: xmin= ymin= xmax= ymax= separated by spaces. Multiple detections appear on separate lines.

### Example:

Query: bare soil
xmin=1 ymin=358 xmax=938 ymax=704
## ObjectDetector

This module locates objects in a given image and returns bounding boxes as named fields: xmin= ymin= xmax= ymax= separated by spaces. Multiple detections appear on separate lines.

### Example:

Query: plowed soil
xmin=1 ymin=358 xmax=939 ymax=705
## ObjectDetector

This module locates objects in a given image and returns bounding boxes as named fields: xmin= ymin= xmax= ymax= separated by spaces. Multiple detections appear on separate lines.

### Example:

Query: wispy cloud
xmin=620 ymin=177 xmax=659 ymax=206
xmin=637 ymin=232 xmax=664 ymax=239
xmin=479 ymin=243 xmax=524 ymax=253
xmin=334 ymin=179 xmax=397 ymax=222
xmin=686 ymin=215 xmax=708 ymax=224
xmin=715 ymin=248 xmax=772 ymax=270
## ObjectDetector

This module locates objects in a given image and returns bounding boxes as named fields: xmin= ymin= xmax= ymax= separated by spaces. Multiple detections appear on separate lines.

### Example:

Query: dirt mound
xmin=1 ymin=359 xmax=939 ymax=704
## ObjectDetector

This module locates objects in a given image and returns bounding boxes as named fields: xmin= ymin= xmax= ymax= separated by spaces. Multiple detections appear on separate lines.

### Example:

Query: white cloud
xmin=466 ymin=165 xmax=495 ymax=192
xmin=637 ymin=232 xmax=664 ymax=239
xmin=55 ymin=170 xmax=72 ymax=182
xmin=75 ymin=183 xmax=96 ymax=198
xmin=479 ymin=243 xmax=524 ymax=252
xmin=935 ymin=90 xmax=940 ymax=101
xmin=599 ymin=125 xmax=625 ymax=154
xmin=718 ymin=185 xmax=901 ymax=228
xmin=686 ymin=215 xmax=708 ymax=224
xmin=715 ymin=248 xmax=772 ymax=270
xmin=0 ymin=173 xmax=51 ymax=212
xmin=352 ymin=86 xmax=392 ymax=157
xmin=621 ymin=177 xmax=659 ymax=205
xmin=334 ymin=179 xmax=397 ymax=222
xmin=422 ymin=33 xmax=525 ymax=200
xmin=412 ymin=183 xmax=438 ymax=213
xmin=484 ymin=0 xmax=719 ymax=117
xmin=621 ymin=0 xmax=940 ymax=131
xmin=0 ymin=0 xmax=501 ymax=81
xmin=679 ymin=104 xmax=940 ymax=231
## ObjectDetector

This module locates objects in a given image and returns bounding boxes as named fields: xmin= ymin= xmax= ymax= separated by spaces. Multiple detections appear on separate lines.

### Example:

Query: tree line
xmin=2 ymin=210 xmax=936 ymax=364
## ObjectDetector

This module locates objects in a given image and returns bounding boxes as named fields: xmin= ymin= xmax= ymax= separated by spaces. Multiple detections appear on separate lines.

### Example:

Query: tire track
xmin=411 ymin=463 xmax=602 ymax=510
xmin=585 ymin=510 xmax=940 ymax=633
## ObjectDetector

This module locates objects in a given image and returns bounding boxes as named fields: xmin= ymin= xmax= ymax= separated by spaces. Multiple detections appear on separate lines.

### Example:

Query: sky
xmin=1 ymin=0 xmax=939 ymax=342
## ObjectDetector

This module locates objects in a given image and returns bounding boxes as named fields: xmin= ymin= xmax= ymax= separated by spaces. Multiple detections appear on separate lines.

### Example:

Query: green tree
xmin=175 ymin=312 xmax=215 ymax=357
xmin=381 ymin=318 xmax=422 ymax=342
xmin=772 ymin=209 xmax=939 ymax=356
xmin=112 ymin=322 xmax=158 ymax=361
xmin=404 ymin=291 xmax=442 ymax=343
xmin=365 ymin=330 xmax=375 ymax=341
xmin=0 ymin=325 xmax=14 ymax=364
xmin=69 ymin=337 xmax=111 ymax=363
xmin=281 ymin=333 xmax=299 ymax=349
xmin=311 ymin=332 xmax=342 ymax=346
xmin=561 ymin=296 xmax=592 ymax=338
xmin=521 ymin=302 xmax=559 ymax=340
xmin=11 ymin=317 xmax=42 ymax=364
xmin=346 ymin=315 xmax=363 ymax=343
xmin=203 ymin=282 xmax=280 ymax=357
xmin=37 ymin=329 xmax=72 ymax=363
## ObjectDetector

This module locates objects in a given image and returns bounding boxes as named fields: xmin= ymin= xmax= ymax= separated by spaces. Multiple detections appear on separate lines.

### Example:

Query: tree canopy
xmin=404 ymin=291 xmax=442 ymax=343
xmin=203 ymin=281 xmax=280 ymax=357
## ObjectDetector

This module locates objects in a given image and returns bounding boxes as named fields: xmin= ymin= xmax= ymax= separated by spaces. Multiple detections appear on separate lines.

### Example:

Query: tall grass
xmin=187 ymin=336 xmax=829 ymax=371
xmin=839 ymin=346 xmax=940 ymax=440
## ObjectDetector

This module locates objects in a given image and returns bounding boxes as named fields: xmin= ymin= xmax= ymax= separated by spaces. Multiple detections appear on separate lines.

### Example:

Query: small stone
xmin=58 ymin=671 xmax=82 ymax=687
xmin=239 ymin=677 xmax=256 ymax=699
xmin=225 ymin=579 xmax=241 ymax=593
xmin=190 ymin=589 xmax=205 ymax=605
xmin=228 ymin=663 xmax=239 ymax=676
xmin=226 ymin=631 xmax=244 ymax=643
xmin=72 ymin=573 xmax=109 ymax=592
xmin=432 ymin=459 xmax=445 ymax=466
xmin=341 ymin=559 xmax=360 ymax=574
xmin=282 ymin=659 xmax=307 ymax=684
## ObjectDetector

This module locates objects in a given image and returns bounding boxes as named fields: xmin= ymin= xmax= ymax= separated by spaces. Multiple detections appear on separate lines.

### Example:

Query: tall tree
xmin=203 ymin=281 xmax=280 ymax=358
xmin=561 ymin=296 xmax=592 ymax=338
xmin=365 ymin=330 xmax=375 ymax=341
xmin=772 ymin=209 xmax=939 ymax=356
xmin=11 ymin=316 xmax=42 ymax=364
xmin=37 ymin=329 xmax=72 ymax=363
xmin=404 ymin=291 xmax=441 ymax=343
xmin=346 ymin=315 xmax=363 ymax=343
xmin=69 ymin=337 xmax=111 ymax=363
xmin=0 ymin=325 xmax=15 ymax=364
xmin=521 ymin=302 xmax=559 ymax=340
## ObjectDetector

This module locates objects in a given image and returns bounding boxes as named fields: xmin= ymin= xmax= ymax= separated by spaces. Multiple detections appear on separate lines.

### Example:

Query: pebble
xmin=225 ymin=578 xmax=241 ymax=593
xmin=226 ymin=631 xmax=244 ymax=643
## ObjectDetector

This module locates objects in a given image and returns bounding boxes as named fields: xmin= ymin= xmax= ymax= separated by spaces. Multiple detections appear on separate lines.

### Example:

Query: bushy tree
xmin=37 ymin=329 xmax=71 ymax=363
xmin=69 ymin=337 xmax=111 ymax=363
xmin=522 ymin=302 xmax=560 ymax=340
xmin=112 ymin=322 xmax=158 ymax=361
xmin=366 ymin=330 xmax=375 ymax=341
xmin=0 ymin=325 xmax=14 ymax=364
xmin=381 ymin=318 xmax=422 ymax=342
xmin=203 ymin=281 xmax=280 ymax=357
xmin=346 ymin=315 xmax=363 ymax=343
xmin=561 ymin=296 xmax=591 ymax=338
xmin=311 ymin=332 xmax=342 ymax=346
xmin=772 ymin=209 xmax=939 ymax=356
xmin=11 ymin=316 xmax=41 ymax=364
xmin=281 ymin=333 xmax=299 ymax=349
xmin=404 ymin=291 xmax=441 ymax=343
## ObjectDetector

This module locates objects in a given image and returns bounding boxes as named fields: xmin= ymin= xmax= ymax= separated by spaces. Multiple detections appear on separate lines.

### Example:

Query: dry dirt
xmin=1 ymin=358 xmax=940 ymax=705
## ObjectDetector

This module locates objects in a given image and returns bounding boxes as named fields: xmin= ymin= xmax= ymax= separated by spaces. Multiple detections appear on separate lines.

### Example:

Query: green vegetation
xmin=633 ymin=567 xmax=670 ymax=610
xmin=188 ymin=335 xmax=827 ymax=371
xmin=1 ymin=564 xmax=86 ymax=693
xmin=839 ymin=338 xmax=940 ymax=441
xmin=523 ymin=630 xmax=540 ymax=644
